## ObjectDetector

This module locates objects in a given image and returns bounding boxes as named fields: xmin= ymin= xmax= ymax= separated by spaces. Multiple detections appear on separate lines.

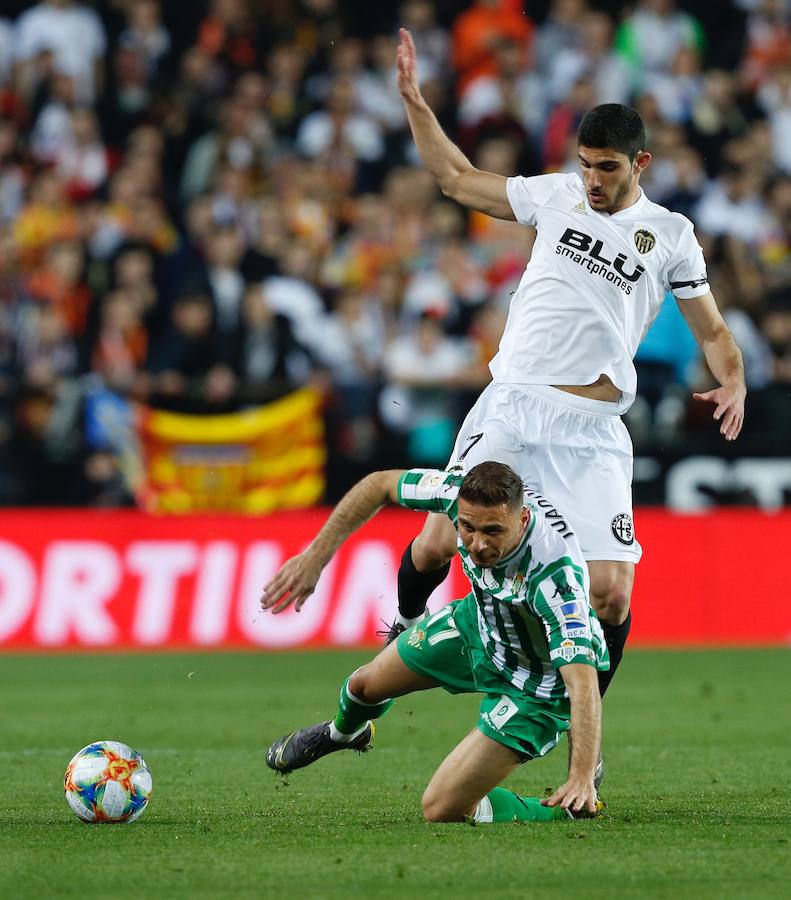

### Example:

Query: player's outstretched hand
xmin=396 ymin=28 xmax=422 ymax=104
xmin=692 ymin=384 xmax=746 ymax=441
xmin=260 ymin=552 xmax=323 ymax=614
xmin=541 ymin=775 xmax=598 ymax=816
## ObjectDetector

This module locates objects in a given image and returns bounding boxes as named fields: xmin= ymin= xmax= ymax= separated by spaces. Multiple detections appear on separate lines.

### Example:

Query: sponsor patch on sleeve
xmin=559 ymin=600 xmax=589 ymax=631
xmin=418 ymin=471 xmax=445 ymax=491
xmin=550 ymin=641 xmax=593 ymax=663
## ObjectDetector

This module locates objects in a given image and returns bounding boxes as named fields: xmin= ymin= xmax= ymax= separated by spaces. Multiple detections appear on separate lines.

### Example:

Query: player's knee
xmin=347 ymin=663 xmax=392 ymax=705
xmin=347 ymin=666 xmax=376 ymax=704
xmin=412 ymin=527 xmax=455 ymax=571
xmin=590 ymin=580 xmax=631 ymax=625
xmin=421 ymin=790 xmax=464 ymax=823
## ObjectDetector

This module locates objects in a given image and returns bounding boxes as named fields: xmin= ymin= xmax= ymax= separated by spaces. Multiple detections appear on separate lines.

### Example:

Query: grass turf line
xmin=0 ymin=649 xmax=789 ymax=899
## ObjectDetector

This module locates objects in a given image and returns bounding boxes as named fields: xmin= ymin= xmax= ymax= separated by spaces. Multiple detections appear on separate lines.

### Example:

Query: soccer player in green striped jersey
xmin=262 ymin=462 xmax=608 ymax=822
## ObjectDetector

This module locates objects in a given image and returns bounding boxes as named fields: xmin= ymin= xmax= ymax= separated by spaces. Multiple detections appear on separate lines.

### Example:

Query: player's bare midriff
xmin=552 ymin=375 xmax=622 ymax=402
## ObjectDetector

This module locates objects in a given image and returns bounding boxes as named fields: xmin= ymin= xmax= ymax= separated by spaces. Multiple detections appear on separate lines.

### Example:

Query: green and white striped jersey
xmin=397 ymin=468 xmax=610 ymax=700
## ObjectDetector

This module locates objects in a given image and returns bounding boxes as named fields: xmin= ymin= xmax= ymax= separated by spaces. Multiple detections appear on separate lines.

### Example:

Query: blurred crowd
xmin=0 ymin=0 xmax=789 ymax=506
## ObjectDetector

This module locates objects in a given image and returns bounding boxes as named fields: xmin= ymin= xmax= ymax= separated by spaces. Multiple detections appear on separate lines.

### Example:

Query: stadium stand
xmin=0 ymin=0 xmax=788 ymax=507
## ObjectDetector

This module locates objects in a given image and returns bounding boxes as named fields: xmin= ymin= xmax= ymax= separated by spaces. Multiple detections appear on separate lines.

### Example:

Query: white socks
xmin=329 ymin=721 xmax=369 ymax=743
xmin=396 ymin=612 xmax=425 ymax=628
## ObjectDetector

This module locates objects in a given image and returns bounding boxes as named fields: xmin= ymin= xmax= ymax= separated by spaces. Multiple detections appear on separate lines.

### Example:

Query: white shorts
xmin=448 ymin=382 xmax=642 ymax=563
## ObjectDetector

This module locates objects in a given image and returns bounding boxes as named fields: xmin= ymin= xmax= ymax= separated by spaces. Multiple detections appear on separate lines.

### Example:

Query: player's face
xmin=456 ymin=500 xmax=529 ymax=568
xmin=578 ymin=145 xmax=650 ymax=214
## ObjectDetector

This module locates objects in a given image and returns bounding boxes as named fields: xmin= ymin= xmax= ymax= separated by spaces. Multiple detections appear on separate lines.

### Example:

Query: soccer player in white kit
xmin=389 ymin=29 xmax=746 ymax=704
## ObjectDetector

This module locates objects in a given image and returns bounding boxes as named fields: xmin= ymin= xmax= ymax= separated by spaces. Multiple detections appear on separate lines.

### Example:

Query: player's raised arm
xmin=260 ymin=470 xmax=404 ymax=614
xmin=676 ymin=292 xmax=746 ymax=441
xmin=397 ymin=28 xmax=514 ymax=220
xmin=543 ymin=663 xmax=601 ymax=815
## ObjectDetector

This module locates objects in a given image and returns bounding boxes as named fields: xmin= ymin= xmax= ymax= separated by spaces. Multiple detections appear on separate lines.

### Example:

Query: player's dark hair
xmin=459 ymin=462 xmax=524 ymax=511
xmin=578 ymin=104 xmax=646 ymax=160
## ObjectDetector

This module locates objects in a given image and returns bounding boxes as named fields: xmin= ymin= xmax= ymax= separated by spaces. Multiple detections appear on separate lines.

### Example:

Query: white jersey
xmin=489 ymin=172 xmax=710 ymax=408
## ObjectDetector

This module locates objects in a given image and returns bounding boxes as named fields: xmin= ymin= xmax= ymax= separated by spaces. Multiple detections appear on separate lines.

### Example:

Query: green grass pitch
xmin=0 ymin=648 xmax=789 ymax=899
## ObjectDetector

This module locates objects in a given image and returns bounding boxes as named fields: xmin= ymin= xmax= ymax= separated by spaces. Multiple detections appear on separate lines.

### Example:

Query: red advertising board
xmin=0 ymin=508 xmax=789 ymax=649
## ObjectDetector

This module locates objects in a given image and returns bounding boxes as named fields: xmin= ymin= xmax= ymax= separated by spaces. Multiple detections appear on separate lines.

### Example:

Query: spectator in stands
xmin=642 ymin=45 xmax=703 ymax=124
xmin=757 ymin=62 xmax=791 ymax=174
xmin=197 ymin=0 xmax=261 ymax=76
xmin=314 ymin=287 xmax=384 ymax=458
xmin=0 ymin=17 xmax=13 ymax=88
xmin=687 ymin=70 xmax=750 ymax=176
xmin=694 ymin=151 xmax=770 ymax=245
xmin=466 ymin=136 xmax=532 ymax=283
xmin=354 ymin=35 xmax=408 ymax=132
xmin=402 ymin=236 xmax=489 ymax=335
xmin=14 ymin=301 xmax=79 ymax=388
xmin=53 ymin=107 xmax=109 ymax=197
xmin=146 ymin=289 xmax=235 ymax=411
xmin=92 ymin=288 xmax=149 ymax=392
xmin=548 ymin=11 xmax=633 ymax=107
xmin=112 ymin=243 xmax=159 ymax=319
xmin=400 ymin=0 xmax=450 ymax=79
xmin=98 ymin=44 xmax=155 ymax=147
xmin=758 ymin=175 xmax=791 ymax=290
xmin=30 ymin=70 xmax=77 ymax=164
xmin=25 ymin=239 xmax=90 ymax=338
xmin=3 ymin=383 xmax=86 ymax=504
xmin=118 ymin=0 xmax=171 ymax=83
xmin=13 ymin=0 xmax=106 ymax=103
xmin=458 ymin=36 xmax=547 ymax=141
xmin=741 ymin=0 xmax=791 ymax=91
xmin=204 ymin=224 xmax=247 ymax=357
xmin=13 ymin=170 xmax=80 ymax=266
xmin=542 ymin=74 xmax=596 ymax=169
xmin=90 ymin=164 xmax=177 ymax=261
xmin=535 ymin=0 xmax=588 ymax=76
xmin=452 ymin=0 xmax=534 ymax=94
xmin=321 ymin=191 xmax=397 ymax=293
xmin=0 ymin=118 xmax=24 ymax=225
xmin=238 ymin=283 xmax=314 ymax=402
xmin=761 ymin=293 xmax=791 ymax=384
xmin=654 ymin=143 xmax=707 ymax=219
xmin=614 ymin=0 xmax=705 ymax=84
xmin=181 ymin=91 xmax=273 ymax=202
xmin=296 ymin=74 xmax=386 ymax=182
xmin=263 ymin=44 xmax=310 ymax=139
xmin=261 ymin=238 xmax=326 ymax=353
xmin=380 ymin=312 xmax=472 ymax=464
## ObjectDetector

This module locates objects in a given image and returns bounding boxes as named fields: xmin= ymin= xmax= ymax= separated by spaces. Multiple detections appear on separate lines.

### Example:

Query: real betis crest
xmin=634 ymin=228 xmax=656 ymax=254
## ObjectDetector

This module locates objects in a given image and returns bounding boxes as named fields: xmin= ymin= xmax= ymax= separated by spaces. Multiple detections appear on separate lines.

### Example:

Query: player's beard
xmin=602 ymin=172 xmax=637 ymax=214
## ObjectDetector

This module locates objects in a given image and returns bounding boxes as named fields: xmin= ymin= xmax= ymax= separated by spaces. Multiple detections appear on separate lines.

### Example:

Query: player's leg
xmin=572 ymin=414 xmax=638 ymax=696
xmin=392 ymin=384 xmax=524 ymax=638
xmin=338 ymin=640 xmax=438 ymax=734
xmin=389 ymin=514 xmax=456 ymax=637
xmin=266 ymin=641 xmax=436 ymax=774
xmin=519 ymin=387 xmax=641 ymax=697
xmin=588 ymin=559 xmax=634 ymax=696
xmin=421 ymin=729 xmax=565 ymax=823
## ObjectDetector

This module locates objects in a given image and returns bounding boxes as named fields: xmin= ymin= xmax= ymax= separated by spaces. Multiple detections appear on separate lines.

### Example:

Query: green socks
xmin=332 ymin=677 xmax=394 ymax=737
xmin=473 ymin=787 xmax=566 ymax=823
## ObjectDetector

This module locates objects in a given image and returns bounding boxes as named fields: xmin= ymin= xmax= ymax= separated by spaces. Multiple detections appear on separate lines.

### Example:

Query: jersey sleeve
xmin=529 ymin=561 xmax=610 ymax=671
xmin=396 ymin=469 xmax=462 ymax=520
xmin=506 ymin=173 xmax=574 ymax=226
xmin=665 ymin=219 xmax=710 ymax=299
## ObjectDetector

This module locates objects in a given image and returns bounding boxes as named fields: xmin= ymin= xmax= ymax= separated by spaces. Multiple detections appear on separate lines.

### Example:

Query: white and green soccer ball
xmin=64 ymin=741 xmax=152 ymax=824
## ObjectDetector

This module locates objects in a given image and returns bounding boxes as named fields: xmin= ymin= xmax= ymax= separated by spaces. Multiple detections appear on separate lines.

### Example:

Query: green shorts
xmin=396 ymin=597 xmax=570 ymax=762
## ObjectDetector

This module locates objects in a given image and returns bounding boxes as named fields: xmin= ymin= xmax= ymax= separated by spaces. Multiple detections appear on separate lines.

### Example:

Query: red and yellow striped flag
xmin=135 ymin=388 xmax=325 ymax=514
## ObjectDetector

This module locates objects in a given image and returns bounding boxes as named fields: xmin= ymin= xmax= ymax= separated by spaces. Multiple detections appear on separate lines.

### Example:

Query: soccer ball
xmin=64 ymin=740 xmax=152 ymax=824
